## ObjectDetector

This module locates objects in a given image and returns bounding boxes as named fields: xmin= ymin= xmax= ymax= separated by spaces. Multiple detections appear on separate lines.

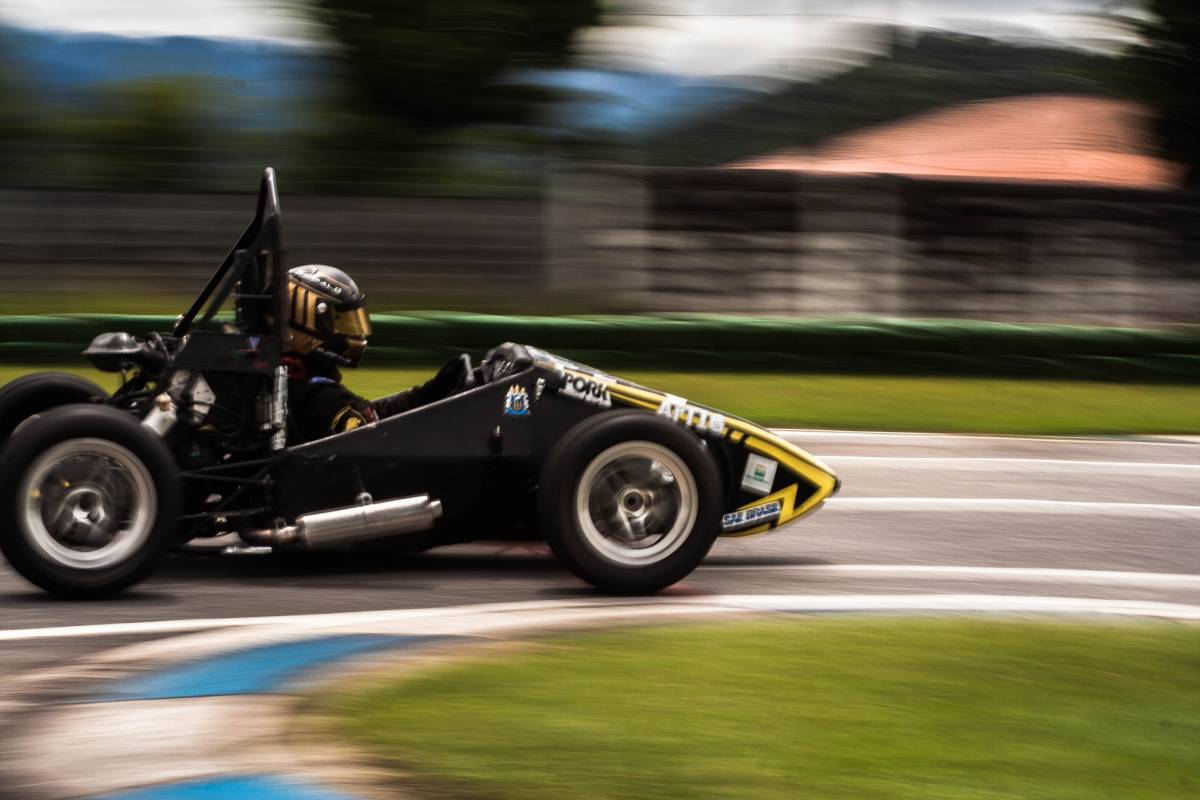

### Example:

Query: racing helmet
xmin=286 ymin=264 xmax=372 ymax=367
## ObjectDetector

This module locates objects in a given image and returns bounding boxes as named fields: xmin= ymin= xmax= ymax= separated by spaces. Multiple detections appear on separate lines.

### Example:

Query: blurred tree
xmin=0 ymin=68 xmax=20 ymax=142
xmin=39 ymin=79 xmax=221 ymax=189
xmin=309 ymin=0 xmax=601 ymax=143
xmin=0 ymin=30 xmax=29 ymax=182
xmin=1127 ymin=1 xmax=1200 ymax=186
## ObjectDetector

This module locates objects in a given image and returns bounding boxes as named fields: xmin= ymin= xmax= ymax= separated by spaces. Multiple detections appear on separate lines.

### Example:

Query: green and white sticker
xmin=741 ymin=453 xmax=777 ymax=496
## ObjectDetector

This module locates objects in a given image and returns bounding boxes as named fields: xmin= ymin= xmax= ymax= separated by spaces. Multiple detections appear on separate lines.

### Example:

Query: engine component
xmin=167 ymin=371 xmax=215 ymax=425
xmin=270 ymin=365 xmax=288 ymax=451
xmin=142 ymin=393 xmax=178 ymax=437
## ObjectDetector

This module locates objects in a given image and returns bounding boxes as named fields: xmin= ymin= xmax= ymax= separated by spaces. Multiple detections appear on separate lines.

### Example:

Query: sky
xmin=0 ymin=0 xmax=1140 ymax=77
xmin=583 ymin=0 xmax=1139 ymax=79
xmin=0 ymin=0 xmax=317 ymax=44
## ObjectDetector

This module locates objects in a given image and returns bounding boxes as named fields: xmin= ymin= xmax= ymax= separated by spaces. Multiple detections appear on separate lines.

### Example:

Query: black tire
xmin=539 ymin=410 xmax=722 ymax=594
xmin=0 ymin=372 xmax=108 ymax=447
xmin=0 ymin=404 xmax=179 ymax=598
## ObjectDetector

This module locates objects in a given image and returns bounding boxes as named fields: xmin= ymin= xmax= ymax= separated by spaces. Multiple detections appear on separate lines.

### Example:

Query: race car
xmin=0 ymin=169 xmax=840 ymax=598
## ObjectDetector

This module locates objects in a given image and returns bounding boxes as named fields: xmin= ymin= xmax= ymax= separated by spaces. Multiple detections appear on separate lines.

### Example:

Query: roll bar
xmin=172 ymin=167 xmax=289 ymax=353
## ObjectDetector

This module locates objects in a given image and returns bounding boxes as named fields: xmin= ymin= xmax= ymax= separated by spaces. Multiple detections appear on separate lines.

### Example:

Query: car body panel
xmin=525 ymin=348 xmax=840 ymax=538
xmin=269 ymin=348 xmax=838 ymax=543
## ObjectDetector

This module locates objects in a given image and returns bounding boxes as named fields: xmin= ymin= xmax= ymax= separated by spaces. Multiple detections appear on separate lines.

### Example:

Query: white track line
xmin=0 ymin=598 xmax=666 ymax=643
xmin=6 ymin=584 xmax=1200 ymax=643
xmin=823 ymin=497 xmax=1200 ymax=517
xmin=823 ymin=456 xmax=1200 ymax=472
xmin=722 ymin=594 xmax=1200 ymax=619
xmin=699 ymin=564 xmax=1200 ymax=587
xmin=774 ymin=429 xmax=1200 ymax=447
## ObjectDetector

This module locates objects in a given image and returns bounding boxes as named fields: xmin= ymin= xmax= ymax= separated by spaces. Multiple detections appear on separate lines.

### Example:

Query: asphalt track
xmin=2 ymin=429 xmax=1199 ymax=798
xmin=3 ymin=429 xmax=1199 ymax=683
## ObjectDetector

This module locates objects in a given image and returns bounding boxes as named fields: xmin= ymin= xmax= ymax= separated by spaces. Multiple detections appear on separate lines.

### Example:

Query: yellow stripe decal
xmin=743 ymin=437 xmax=836 ymax=493
xmin=741 ymin=437 xmax=836 ymax=523
xmin=611 ymin=394 xmax=658 ymax=412
xmin=606 ymin=382 xmax=663 ymax=406
xmin=586 ymin=378 xmax=839 ymax=532
xmin=607 ymin=383 xmax=662 ymax=412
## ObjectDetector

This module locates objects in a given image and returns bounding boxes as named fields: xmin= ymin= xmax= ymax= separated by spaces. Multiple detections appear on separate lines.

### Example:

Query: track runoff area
xmin=2 ymin=429 xmax=1199 ymax=798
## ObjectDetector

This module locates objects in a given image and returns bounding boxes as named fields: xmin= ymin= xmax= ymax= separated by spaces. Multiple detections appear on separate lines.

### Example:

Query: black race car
xmin=0 ymin=169 xmax=839 ymax=598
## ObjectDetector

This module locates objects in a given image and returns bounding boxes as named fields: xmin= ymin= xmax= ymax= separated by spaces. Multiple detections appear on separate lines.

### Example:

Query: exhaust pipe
xmin=243 ymin=493 xmax=442 ymax=549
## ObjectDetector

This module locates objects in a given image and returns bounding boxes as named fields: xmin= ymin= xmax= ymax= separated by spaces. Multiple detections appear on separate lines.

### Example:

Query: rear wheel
xmin=0 ymin=405 xmax=179 ymax=597
xmin=540 ymin=411 xmax=721 ymax=594
xmin=0 ymin=372 xmax=107 ymax=446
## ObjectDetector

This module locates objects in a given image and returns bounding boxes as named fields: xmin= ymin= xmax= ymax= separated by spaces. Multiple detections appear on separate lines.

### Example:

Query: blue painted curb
xmin=94 ymin=774 xmax=360 ymax=800
xmin=101 ymin=633 xmax=449 ymax=701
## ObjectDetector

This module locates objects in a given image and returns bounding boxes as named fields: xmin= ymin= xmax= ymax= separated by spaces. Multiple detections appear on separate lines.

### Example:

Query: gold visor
xmin=333 ymin=306 xmax=372 ymax=339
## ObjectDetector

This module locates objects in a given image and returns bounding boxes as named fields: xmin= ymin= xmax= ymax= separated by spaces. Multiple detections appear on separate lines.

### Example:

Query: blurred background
xmin=3 ymin=11 xmax=1200 ymax=799
xmin=0 ymin=0 xmax=1196 ymax=323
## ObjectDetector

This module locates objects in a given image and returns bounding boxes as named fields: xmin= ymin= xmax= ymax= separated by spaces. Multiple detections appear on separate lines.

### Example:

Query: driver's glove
xmin=370 ymin=356 xmax=468 ymax=420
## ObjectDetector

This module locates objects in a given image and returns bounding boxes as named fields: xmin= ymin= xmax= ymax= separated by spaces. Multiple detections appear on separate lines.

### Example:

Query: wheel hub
xmin=63 ymin=486 xmax=110 ymax=530
xmin=18 ymin=437 xmax=156 ymax=570
xmin=618 ymin=486 xmax=649 ymax=511
xmin=574 ymin=441 xmax=699 ymax=567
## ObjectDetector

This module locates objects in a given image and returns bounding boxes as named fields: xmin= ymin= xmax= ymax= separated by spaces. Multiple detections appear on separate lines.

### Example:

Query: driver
xmin=282 ymin=264 xmax=466 ymax=442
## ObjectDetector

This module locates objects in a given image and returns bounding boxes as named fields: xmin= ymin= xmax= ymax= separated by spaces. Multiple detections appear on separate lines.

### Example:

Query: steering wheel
xmin=479 ymin=343 xmax=533 ymax=384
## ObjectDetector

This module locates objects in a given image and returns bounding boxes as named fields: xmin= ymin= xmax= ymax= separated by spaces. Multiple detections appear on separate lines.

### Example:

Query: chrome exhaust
xmin=242 ymin=493 xmax=442 ymax=549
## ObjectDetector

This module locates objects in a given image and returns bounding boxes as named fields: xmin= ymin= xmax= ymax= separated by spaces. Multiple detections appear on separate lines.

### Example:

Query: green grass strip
xmin=13 ymin=365 xmax=1199 ymax=435
xmin=322 ymin=619 xmax=1200 ymax=800
xmin=3 ymin=313 xmax=1199 ymax=379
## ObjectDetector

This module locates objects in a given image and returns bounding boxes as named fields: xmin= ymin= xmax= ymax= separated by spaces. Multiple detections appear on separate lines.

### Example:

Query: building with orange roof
xmin=730 ymin=94 xmax=1181 ymax=190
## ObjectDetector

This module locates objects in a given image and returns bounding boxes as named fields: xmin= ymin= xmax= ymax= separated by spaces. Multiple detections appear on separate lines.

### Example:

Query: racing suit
xmin=286 ymin=355 xmax=467 ymax=443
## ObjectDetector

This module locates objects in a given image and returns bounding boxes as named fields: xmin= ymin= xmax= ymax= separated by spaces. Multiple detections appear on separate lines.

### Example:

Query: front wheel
xmin=0 ymin=405 xmax=179 ymax=597
xmin=539 ymin=411 xmax=722 ymax=594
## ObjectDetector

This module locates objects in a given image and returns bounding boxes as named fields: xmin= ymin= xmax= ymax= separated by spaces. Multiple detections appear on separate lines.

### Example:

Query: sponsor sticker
xmin=503 ymin=385 xmax=530 ymax=417
xmin=656 ymin=394 xmax=726 ymax=436
xmin=721 ymin=499 xmax=783 ymax=532
xmin=559 ymin=373 xmax=612 ymax=408
xmin=741 ymin=453 xmax=777 ymax=496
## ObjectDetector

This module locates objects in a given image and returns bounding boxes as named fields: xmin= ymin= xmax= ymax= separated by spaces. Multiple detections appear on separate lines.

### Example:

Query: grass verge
xmin=321 ymin=619 xmax=1200 ymax=800
xmin=6 ymin=364 xmax=1199 ymax=435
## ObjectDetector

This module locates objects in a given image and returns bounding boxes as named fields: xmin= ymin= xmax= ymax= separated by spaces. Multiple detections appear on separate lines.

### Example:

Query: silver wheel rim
xmin=18 ymin=438 xmax=156 ymax=571
xmin=574 ymin=441 xmax=698 ymax=567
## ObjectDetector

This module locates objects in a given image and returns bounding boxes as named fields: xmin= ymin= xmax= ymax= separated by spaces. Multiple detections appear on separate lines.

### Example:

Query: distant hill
xmin=646 ymin=29 xmax=1123 ymax=166
xmin=512 ymin=68 xmax=759 ymax=138
xmin=0 ymin=24 xmax=758 ymax=137
xmin=0 ymin=24 xmax=324 ymax=127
